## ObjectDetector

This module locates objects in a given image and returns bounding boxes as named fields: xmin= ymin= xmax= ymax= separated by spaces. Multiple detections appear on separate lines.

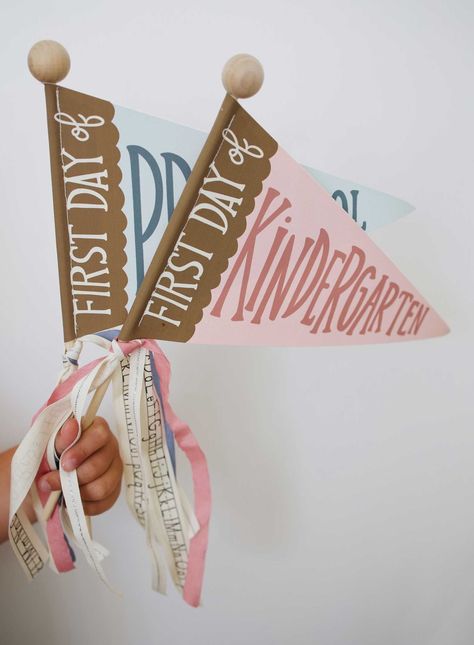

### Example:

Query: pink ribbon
xmin=143 ymin=340 xmax=211 ymax=607
xmin=31 ymin=339 xmax=211 ymax=607
xmin=35 ymin=453 xmax=75 ymax=573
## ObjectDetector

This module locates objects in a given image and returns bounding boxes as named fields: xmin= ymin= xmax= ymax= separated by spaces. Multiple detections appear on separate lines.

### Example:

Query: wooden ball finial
xmin=222 ymin=54 xmax=264 ymax=99
xmin=27 ymin=40 xmax=70 ymax=83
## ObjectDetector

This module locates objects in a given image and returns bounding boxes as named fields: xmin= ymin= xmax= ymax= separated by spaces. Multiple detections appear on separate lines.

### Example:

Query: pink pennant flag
xmin=121 ymin=97 xmax=448 ymax=347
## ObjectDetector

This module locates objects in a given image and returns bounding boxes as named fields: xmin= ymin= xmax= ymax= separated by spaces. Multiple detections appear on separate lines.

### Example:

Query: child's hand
xmin=37 ymin=417 xmax=123 ymax=516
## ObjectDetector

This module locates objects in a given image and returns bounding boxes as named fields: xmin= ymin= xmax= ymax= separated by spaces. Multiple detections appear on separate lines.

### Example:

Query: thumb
xmin=55 ymin=418 xmax=79 ymax=456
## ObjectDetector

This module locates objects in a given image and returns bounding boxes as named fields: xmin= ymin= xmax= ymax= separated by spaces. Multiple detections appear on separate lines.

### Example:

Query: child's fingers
xmin=80 ymin=456 xmax=123 ymax=503
xmin=36 ymin=441 xmax=116 ymax=493
xmin=82 ymin=482 xmax=121 ymax=517
xmin=37 ymin=448 xmax=121 ymax=494
xmin=75 ymin=441 xmax=117 ymax=486
xmin=54 ymin=418 xmax=79 ymax=456
xmin=38 ymin=417 xmax=80 ymax=490
xmin=37 ymin=470 xmax=61 ymax=493
xmin=61 ymin=417 xmax=111 ymax=472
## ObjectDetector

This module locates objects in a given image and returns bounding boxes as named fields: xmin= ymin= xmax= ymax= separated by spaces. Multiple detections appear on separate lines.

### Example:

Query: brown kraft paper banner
xmin=120 ymin=95 xmax=277 ymax=342
xmin=45 ymin=85 xmax=127 ymax=341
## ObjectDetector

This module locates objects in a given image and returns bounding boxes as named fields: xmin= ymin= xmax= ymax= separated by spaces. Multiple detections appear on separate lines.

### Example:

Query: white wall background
xmin=0 ymin=1 xmax=473 ymax=643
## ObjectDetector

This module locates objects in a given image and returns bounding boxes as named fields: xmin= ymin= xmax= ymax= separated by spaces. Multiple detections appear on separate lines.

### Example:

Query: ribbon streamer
xmin=9 ymin=336 xmax=210 ymax=607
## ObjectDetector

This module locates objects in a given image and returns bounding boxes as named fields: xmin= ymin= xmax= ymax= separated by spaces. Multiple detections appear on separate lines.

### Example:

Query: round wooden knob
xmin=222 ymin=54 xmax=264 ymax=99
xmin=27 ymin=40 xmax=70 ymax=83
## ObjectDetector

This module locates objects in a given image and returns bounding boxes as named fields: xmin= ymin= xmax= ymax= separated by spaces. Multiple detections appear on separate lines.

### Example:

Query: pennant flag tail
xmin=122 ymin=97 xmax=448 ymax=347
xmin=305 ymin=167 xmax=415 ymax=232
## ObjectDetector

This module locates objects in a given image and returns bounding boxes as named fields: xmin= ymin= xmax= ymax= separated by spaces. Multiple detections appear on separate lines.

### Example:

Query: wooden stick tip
xmin=27 ymin=40 xmax=70 ymax=84
xmin=222 ymin=54 xmax=264 ymax=99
